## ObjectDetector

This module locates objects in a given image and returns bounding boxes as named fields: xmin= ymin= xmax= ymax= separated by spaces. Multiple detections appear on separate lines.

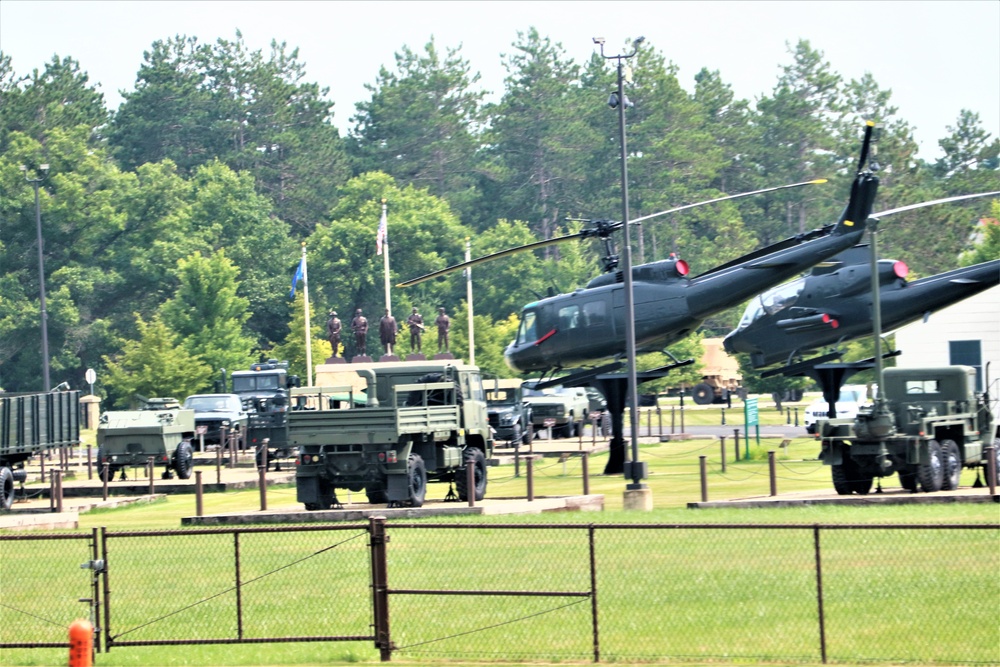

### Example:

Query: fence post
xmin=258 ymin=466 xmax=267 ymax=511
xmin=49 ymin=471 xmax=56 ymax=512
xmin=582 ymin=452 xmax=590 ymax=496
xmin=40 ymin=451 xmax=46 ymax=484
xmin=527 ymin=456 xmax=534 ymax=502
xmin=768 ymin=450 xmax=777 ymax=496
xmin=369 ymin=516 xmax=392 ymax=661
xmin=466 ymin=460 xmax=475 ymax=507
xmin=588 ymin=525 xmax=600 ymax=663
xmin=671 ymin=406 xmax=675 ymax=434
xmin=146 ymin=458 xmax=154 ymax=497
xmin=720 ymin=436 xmax=727 ymax=473
xmin=87 ymin=445 xmax=93 ymax=480
xmin=102 ymin=463 xmax=109 ymax=501
xmin=699 ymin=456 xmax=708 ymax=502
xmin=987 ymin=446 xmax=997 ymax=495
xmin=216 ymin=446 xmax=222 ymax=485
xmin=733 ymin=429 xmax=741 ymax=461
xmin=813 ymin=525 xmax=828 ymax=664
xmin=56 ymin=469 xmax=63 ymax=514
xmin=195 ymin=471 xmax=204 ymax=517
xmin=721 ymin=408 xmax=726 ymax=425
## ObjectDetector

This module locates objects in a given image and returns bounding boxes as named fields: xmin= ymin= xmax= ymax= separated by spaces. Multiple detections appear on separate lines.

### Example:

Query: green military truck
xmin=231 ymin=361 xmax=300 ymax=470
xmin=289 ymin=361 xmax=493 ymax=509
xmin=96 ymin=398 xmax=196 ymax=481
xmin=0 ymin=389 xmax=81 ymax=510
xmin=819 ymin=366 xmax=1000 ymax=494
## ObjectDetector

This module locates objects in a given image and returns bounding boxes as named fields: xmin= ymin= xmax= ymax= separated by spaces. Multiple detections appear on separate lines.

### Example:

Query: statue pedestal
xmin=379 ymin=354 xmax=400 ymax=362
xmin=406 ymin=354 xmax=426 ymax=361
xmin=80 ymin=394 xmax=102 ymax=430
xmin=325 ymin=356 xmax=346 ymax=364
xmin=433 ymin=353 xmax=455 ymax=360
xmin=351 ymin=355 xmax=373 ymax=363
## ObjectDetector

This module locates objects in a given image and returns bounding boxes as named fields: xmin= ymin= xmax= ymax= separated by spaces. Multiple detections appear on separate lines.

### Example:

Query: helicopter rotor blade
xmin=870 ymin=191 xmax=1000 ymax=219
xmin=857 ymin=120 xmax=876 ymax=172
xmin=396 ymin=231 xmax=588 ymax=288
xmin=628 ymin=179 xmax=829 ymax=227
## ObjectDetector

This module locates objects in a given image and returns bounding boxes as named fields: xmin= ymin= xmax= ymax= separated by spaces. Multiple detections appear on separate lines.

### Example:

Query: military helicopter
xmin=723 ymin=246 xmax=1000 ymax=370
xmin=400 ymin=122 xmax=881 ymax=381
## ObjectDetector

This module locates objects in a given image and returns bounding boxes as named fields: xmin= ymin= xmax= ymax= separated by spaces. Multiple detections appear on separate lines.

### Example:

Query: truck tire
xmin=305 ymin=479 xmax=336 ymax=511
xmin=831 ymin=455 xmax=871 ymax=495
xmin=692 ymin=383 xmax=714 ymax=405
xmin=940 ymin=439 xmax=962 ymax=491
xmin=918 ymin=440 xmax=944 ymax=492
xmin=898 ymin=469 xmax=919 ymax=492
xmin=0 ymin=466 xmax=14 ymax=511
xmin=96 ymin=447 xmax=114 ymax=483
xmin=521 ymin=422 xmax=533 ymax=445
xmin=456 ymin=447 xmax=487 ymax=502
xmin=406 ymin=454 xmax=427 ymax=507
xmin=173 ymin=440 xmax=194 ymax=480
xmin=365 ymin=483 xmax=388 ymax=504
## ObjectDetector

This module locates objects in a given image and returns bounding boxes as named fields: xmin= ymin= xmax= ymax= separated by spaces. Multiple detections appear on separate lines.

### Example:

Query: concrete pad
xmin=623 ymin=487 xmax=654 ymax=511
xmin=181 ymin=494 xmax=604 ymax=526
xmin=688 ymin=487 xmax=999 ymax=509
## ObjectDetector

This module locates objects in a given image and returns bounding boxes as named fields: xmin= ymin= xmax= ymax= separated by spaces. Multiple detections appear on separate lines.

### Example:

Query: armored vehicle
xmin=182 ymin=393 xmax=248 ymax=449
xmin=231 ymin=361 xmax=300 ymax=469
xmin=523 ymin=383 xmax=590 ymax=438
xmin=819 ymin=366 xmax=999 ymax=494
xmin=290 ymin=360 xmax=493 ymax=509
xmin=486 ymin=378 xmax=532 ymax=445
xmin=0 ymin=389 xmax=80 ymax=510
xmin=96 ymin=398 xmax=195 ymax=481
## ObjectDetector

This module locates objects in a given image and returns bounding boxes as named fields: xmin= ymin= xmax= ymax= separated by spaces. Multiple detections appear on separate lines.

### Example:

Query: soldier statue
xmin=351 ymin=308 xmax=369 ymax=356
xmin=435 ymin=307 xmax=451 ymax=353
xmin=406 ymin=306 xmax=424 ymax=353
xmin=326 ymin=310 xmax=342 ymax=357
xmin=379 ymin=308 xmax=398 ymax=355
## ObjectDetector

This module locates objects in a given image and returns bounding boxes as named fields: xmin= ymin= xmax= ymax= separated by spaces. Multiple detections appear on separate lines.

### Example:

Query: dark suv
xmin=182 ymin=393 xmax=248 ymax=449
xmin=487 ymin=379 xmax=532 ymax=445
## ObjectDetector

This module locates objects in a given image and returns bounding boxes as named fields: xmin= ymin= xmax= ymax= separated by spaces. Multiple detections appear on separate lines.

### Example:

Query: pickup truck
xmin=523 ymin=384 xmax=590 ymax=438
xmin=486 ymin=378 xmax=532 ymax=445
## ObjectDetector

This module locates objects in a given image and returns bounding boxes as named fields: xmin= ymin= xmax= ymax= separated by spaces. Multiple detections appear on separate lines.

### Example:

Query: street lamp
xmin=20 ymin=164 xmax=51 ymax=391
xmin=595 ymin=36 xmax=646 ymax=491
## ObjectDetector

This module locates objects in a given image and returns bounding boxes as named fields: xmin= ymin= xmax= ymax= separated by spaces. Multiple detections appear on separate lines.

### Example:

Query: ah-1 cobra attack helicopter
xmin=723 ymin=244 xmax=1000 ymax=370
xmin=401 ymin=122 xmax=882 ymax=382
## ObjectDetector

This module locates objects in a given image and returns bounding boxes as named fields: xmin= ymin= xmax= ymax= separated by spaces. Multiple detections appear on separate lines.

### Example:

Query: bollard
xmin=86 ymin=445 xmax=93 ymax=480
xmin=527 ymin=456 xmax=534 ymax=502
xmin=794 ymin=407 xmax=799 ymax=427
xmin=40 ymin=452 xmax=46 ymax=484
xmin=514 ymin=443 xmax=520 ymax=478
xmin=147 ymin=458 xmax=155 ymax=496
xmin=466 ymin=459 xmax=475 ymax=507
xmin=259 ymin=466 xmax=268 ymax=511
xmin=216 ymin=445 xmax=222 ymax=485
xmin=647 ymin=408 xmax=653 ymax=437
xmin=680 ymin=403 xmax=685 ymax=433
xmin=591 ymin=415 xmax=597 ymax=448
xmin=699 ymin=456 xmax=708 ymax=502
xmin=55 ymin=469 xmax=63 ymax=514
xmin=720 ymin=435 xmax=727 ymax=473
xmin=671 ymin=406 xmax=676 ymax=434
xmin=198 ymin=432 xmax=205 ymax=454
xmin=195 ymin=471 xmax=204 ymax=517
xmin=786 ymin=407 xmax=791 ymax=425
xmin=733 ymin=428 xmax=741 ymax=461
xmin=769 ymin=450 xmax=777 ymax=496
xmin=49 ymin=472 xmax=56 ymax=512
xmin=582 ymin=451 xmax=590 ymax=496
xmin=224 ymin=425 xmax=234 ymax=469
xmin=657 ymin=405 xmax=663 ymax=437
xmin=987 ymin=446 xmax=996 ymax=496
xmin=68 ymin=618 xmax=93 ymax=667
xmin=721 ymin=408 xmax=726 ymax=426
xmin=102 ymin=463 xmax=109 ymax=501
xmin=260 ymin=438 xmax=270 ymax=472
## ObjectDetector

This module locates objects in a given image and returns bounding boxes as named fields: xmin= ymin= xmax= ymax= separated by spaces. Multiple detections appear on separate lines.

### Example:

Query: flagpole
xmin=301 ymin=243 xmax=313 ymax=386
xmin=381 ymin=199 xmax=391 ymax=315
xmin=465 ymin=237 xmax=474 ymax=365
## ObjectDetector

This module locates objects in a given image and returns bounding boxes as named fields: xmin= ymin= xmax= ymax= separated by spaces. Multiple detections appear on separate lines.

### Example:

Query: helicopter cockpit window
xmin=517 ymin=310 xmax=538 ymax=345
xmin=582 ymin=300 xmax=606 ymax=327
xmin=558 ymin=305 xmax=580 ymax=330
xmin=760 ymin=278 xmax=803 ymax=316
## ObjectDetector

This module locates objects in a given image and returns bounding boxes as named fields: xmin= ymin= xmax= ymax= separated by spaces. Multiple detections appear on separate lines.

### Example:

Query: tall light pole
xmin=595 ymin=36 xmax=646 ymax=490
xmin=20 ymin=164 xmax=51 ymax=391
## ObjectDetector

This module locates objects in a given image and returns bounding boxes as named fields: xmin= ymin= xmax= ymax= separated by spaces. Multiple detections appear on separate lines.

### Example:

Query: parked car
xmin=182 ymin=393 xmax=249 ymax=448
xmin=486 ymin=378 xmax=532 ymax=445
xmin=803 ymin=385 xmax=871 ymax=434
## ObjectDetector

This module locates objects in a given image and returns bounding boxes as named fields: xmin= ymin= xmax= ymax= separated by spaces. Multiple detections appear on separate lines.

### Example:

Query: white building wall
xmin=894 ymin=284 xmax=1000 ymax=419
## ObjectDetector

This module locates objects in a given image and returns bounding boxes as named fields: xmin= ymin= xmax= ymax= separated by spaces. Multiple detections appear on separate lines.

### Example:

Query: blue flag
xmin=289 ymin=257 xmax=305 ymax=298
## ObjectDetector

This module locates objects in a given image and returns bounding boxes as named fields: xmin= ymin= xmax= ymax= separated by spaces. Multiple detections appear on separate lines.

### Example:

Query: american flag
xmin=376 ymin=206 xmax=387 ymax=255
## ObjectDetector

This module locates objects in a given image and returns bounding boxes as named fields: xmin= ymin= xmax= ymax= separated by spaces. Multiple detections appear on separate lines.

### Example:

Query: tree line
xmin=1 ymin=30 xmax=997 ymax=405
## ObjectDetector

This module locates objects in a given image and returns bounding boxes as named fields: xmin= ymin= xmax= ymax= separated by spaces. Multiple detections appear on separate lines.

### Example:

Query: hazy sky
xmin=2 ymin=0 xmax=998 ymax=161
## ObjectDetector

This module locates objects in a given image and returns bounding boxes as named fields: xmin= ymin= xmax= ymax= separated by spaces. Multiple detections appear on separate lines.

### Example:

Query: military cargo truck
xmin=0 ymin=389 xmax=81 ymax=510
xmin=819 ymin=366 xmax=999 ymax=494
xmin=290 ymin=360 xmax=493 ymax=509
xmin=96 ymin=398 xmax=196 ymax=481
xmin=231 ymin=361 xmax=300 ymax=469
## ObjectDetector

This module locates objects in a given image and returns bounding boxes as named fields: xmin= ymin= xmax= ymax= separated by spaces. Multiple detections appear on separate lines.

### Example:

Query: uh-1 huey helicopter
xmin=400 ymin=122 xmax=885 ymax=474
xmin=722 ymin=245 xmax=1000 ymax=371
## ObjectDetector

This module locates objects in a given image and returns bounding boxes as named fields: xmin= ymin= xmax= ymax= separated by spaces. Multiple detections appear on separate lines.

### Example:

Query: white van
xmin=803 ymin=385 xmax=872 ymax=434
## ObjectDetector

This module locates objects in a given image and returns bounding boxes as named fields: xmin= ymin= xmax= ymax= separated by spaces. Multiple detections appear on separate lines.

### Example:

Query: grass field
xmin=2 ymin=429 xmax=998 ymax=667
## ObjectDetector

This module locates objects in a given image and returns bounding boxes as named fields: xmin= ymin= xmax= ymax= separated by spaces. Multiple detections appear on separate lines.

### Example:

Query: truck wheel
xmin=898 ymin=469 xmax=919 ymax=492
xmin=831 ymin=455 xmax=870 ymax=495
xmin=406 ymin=454 xmax=427 ymax=507
xmin=365 ymin=483 xmax=388 ymax=504
xmin=96 ymin=447 xmax=113 ymax=483
xmin=918 ymin=440 xmax=944 ymax=492
xmin=0 ymin=467 xmax=14 ymax=511
xmin=692 ymin=383 xmax=714 ymax=405
xmin=940 ymin=439 xmax=961 ymax=491
xmin=521 ymin=422 xmax=533 ymax=445
xmin=456 ymin=447 xmax=487 ymax=502
xmin=173 ymin=440 xmax=194 ymax=480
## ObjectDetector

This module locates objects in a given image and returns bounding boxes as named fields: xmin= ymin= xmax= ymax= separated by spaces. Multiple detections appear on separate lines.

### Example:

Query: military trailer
xmin=0 ymin=389 xmax=81 ymax=510
xmin=231 ymin=361 xmax=300 ymax=469
xmin=819 ymin=366 xmax=1000 ymax=494
xmin=96 ymin=398 xmax=196 ymax=481
xmin=290 ymin=360 xmax=493 ymax=509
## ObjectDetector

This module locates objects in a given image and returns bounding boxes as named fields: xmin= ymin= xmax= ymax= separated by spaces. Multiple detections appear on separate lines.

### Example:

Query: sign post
xmin=744 ymin=397 xmax=760 ymax=458
xmin=85 ymin=368 xmax=96 ymax=395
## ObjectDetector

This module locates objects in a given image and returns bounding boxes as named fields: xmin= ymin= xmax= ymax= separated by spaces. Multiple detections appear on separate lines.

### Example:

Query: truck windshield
xmin=232 ymin=374 xmax=281 ymax=392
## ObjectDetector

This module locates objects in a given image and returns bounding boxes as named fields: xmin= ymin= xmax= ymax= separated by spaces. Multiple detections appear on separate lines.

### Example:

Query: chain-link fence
xmin=2 ymin=522 xmax=998 ymax=663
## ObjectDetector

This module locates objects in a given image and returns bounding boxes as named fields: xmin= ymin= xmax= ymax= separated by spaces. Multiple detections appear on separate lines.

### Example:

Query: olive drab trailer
xmin=819 ymin=366 xmax=1000 ymax=494
xmin=290 ymin=360 xmax=493 ymax=509
xmin=0 ymin=389 xmax=81 ymax=510
xmin=96 ymin=398 xmax=196 ymax=482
